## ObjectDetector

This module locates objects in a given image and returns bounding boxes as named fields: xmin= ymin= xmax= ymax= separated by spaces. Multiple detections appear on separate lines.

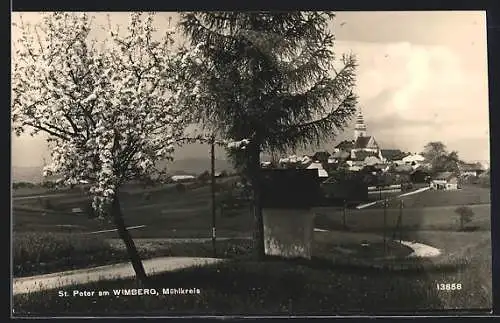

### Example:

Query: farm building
xmin=380 ymin=149 xmax=408 ymax=162
xmin=410 ymin=168 xmax=431 ymax=183
xmin=458 ymin=162 xmax=485 ymax=177
xmin=402 ymin=153 xmax=425 ymax=167
xmin=321 ymin=177 xmax=368 ymax=203
xmin=330 ymin=150 xmax=350 ymax=164
xmin=306 ymin=161 xmax=329 ymax=179
xmin=430 ymin=172 xmax=459 ymax=190
xmin=171 ymin=175 xmax=196 ymax=182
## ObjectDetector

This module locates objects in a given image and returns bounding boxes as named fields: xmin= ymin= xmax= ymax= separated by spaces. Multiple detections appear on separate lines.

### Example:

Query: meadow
xmin=12 ymin=179 xmax=493 ymax=315
xmin=14 ymin=229 xmax=492 ymax=316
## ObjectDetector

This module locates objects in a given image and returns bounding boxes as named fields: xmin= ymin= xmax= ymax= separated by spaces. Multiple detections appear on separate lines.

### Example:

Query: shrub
xmin=478 ymin=174 xmax=490 ymax=188
xmin=197 ymin=170 xmax=210 ymax=183
xmin=12 ymin=182 xmax=36 ymax=189
xmin=13 ymin=232 xmax=116 ymax=277
xmin=40 ymin=181 xmax=56 ymax=189
xmin=455 ymin=206 xmax=474 ymax=231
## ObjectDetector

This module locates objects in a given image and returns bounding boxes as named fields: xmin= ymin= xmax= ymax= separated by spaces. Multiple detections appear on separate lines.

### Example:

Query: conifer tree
xmin=178 ymin=12 xmax=358 ymax=259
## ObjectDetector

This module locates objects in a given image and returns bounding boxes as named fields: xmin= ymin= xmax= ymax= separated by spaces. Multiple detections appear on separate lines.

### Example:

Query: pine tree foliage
xmin=178 ymin=12 xmax=358 ymax=156
xmin=177 ymin=12 xmax=359 ymax=259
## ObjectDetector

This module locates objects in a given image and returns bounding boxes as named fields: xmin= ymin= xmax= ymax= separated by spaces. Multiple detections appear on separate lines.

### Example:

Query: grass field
xmin=371 ymin=185 xmax=491 ymax=209
xmin=14 ymin=229 xmax=492 ymax=315
xmin=13 ymin=181 xmax=491 ymax=238
xmin=314 ymin=203 xmax=491 ymax=234
xmin=12 ymin=180 xmax=493 ymax=315
xmin=13 ymin=232 xmax=255 ymax=277
xmin=13 ymin=183 xmax=254 ymax=238
xmin=13 ymin=229 xmax=415 ymax=278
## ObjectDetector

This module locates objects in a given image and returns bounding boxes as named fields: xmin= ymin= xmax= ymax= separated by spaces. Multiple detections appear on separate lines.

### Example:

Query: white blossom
xmin=12 ymin=12 xmax=192 ymax=217
xmin=226 ymin=138 xmax=251 ymax=149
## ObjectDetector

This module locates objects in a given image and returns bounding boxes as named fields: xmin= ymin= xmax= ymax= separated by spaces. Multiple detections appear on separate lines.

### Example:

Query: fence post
xmin=343 ymin=199 xmax=347 ymax=229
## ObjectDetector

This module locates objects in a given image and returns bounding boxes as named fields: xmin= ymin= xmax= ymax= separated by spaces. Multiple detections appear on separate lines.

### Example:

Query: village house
xmin=380 ymin=149 xmax=406 ymax=163
xmin=330 ymin=150 xmax=350 ymax=164
xmin=261 ymin=161 xmax=273 ymax=168
xmin=274 ymin=108 xmax=431 ymax=179
xmin=458 ymin=162 xmax=485 ymax=177
xmin=402 ymin=153 xmax=426 ymax=169
xmin=334 ymin=140 xmax=355 ymax=152
xmin=430 ymin=172 xmax=459 ymax=190
xmin=171 ymin=174 xmax=196 ymax=182
xmin=312 ymin=151 xmax=331 ymax=164
xmin=306 ymin=161 xmax=329 ymax=179
xmin=410 ymin=167 xmax=431 ymax=183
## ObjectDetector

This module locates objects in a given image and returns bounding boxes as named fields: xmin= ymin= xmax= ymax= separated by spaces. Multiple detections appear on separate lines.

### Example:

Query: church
xmin=334 ymin=109 xmax=384 ymax=164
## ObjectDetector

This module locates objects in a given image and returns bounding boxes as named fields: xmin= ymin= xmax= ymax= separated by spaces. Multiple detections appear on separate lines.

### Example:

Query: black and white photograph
xmin=11 ymin=11 xmax=492 ymax=316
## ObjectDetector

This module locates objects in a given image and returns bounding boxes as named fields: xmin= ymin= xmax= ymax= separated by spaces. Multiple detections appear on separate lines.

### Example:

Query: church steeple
xmin=354 ymin=108 xmax=367 ymax=141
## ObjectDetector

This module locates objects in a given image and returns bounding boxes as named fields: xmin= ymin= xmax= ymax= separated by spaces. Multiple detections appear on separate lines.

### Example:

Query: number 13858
xmin=436 ymin=283 xmax=462 ymax=291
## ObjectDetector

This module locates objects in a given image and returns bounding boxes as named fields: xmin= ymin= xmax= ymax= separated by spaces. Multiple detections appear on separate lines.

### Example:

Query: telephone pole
xmin=383 ymin=197 xmax=388 ymax=254
xmin=210 ymin=134 xmax=216 ymax=257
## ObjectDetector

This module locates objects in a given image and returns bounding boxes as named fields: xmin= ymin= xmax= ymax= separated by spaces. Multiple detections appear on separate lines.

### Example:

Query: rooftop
xmin=381 ymin=149 xmax=408 ymax=161
xmin=433 ymin=172 xmax=457 ymax=180
xmin=335 ymin=140 xmax=355 ymax=150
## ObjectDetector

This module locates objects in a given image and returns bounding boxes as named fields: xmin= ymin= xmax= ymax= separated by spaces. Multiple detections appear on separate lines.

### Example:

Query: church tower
xmin=354 ymin=108 xmax=367 ymax=141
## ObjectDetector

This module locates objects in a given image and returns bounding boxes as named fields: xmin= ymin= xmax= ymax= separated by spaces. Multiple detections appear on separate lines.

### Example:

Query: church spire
xmin=354 ymin=107 xmax=367 ymax=141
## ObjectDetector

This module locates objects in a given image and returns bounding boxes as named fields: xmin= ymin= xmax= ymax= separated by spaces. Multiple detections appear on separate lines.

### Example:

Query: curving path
xmin=13 ymin=257 xmax=224 ymax=296
xmin=13 ymin=230 xmax=443 ymax=296
xmin=356 ymin=187 xmax=430 ymax=209
xmin=397 ymin=240 xmax=441 ymax=258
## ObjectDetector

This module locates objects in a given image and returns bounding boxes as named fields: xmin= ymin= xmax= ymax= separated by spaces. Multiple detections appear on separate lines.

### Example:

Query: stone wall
xmin=262 ymin=208 xmax=314 ymax=259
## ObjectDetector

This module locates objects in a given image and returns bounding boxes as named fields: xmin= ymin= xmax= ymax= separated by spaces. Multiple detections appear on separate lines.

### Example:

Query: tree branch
xmin=23 ymin=121 xmax=70 ymax=140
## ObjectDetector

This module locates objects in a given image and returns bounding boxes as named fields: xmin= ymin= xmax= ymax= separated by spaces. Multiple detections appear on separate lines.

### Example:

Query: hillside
xmin=12 ymin=158 xmax=235 ymax=183
xmin=158 ymin=157 xmax=234 ymax=176
xmin=12 ymin=166 xmax=43 ymax=184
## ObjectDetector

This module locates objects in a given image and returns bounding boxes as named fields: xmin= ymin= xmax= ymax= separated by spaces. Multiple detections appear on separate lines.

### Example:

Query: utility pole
xmin=399 ymin=199 xmax=404 ymax=243
xmin=210 ymin=134 xmax=216 ymax=257
xmin=383 ymin=197 xmax=388 ymax=254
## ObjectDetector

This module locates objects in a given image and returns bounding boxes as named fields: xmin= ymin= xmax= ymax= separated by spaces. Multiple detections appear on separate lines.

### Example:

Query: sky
xmin=11 ymin=11 xmax=490 ymax=167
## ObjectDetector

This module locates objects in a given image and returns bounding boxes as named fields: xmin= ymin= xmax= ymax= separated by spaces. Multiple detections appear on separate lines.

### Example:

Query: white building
xmin=402 ymin=153 xmax=425 ymax=169
xmin=430 ymin=172 xmax=459 ymax=190
xmin=364 ymin=156 xmax=382 ymax=166
xmin=306 ymin=161 xmax=329 ymax=178
xmin=301 ymin=155 xmax=312 ymax=165
xmin=171 ymin=175 xmax=196 ymax=182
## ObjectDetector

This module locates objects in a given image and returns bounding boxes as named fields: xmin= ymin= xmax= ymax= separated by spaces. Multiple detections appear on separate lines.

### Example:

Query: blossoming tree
xmin=12 ymin=12 xmax=190 ymax=283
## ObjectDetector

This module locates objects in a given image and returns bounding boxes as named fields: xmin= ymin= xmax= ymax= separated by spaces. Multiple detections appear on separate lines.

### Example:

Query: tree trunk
xmin=111 ymin=193 xmax=148 ymax=285
xmin=249 ymin=143 xmax=265 ymax=260
xmin=210 ymin=136 xmax=217 ymax=257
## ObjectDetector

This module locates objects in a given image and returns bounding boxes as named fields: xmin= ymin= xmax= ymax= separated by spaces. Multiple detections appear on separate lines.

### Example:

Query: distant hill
xmin=12 ymin=166 xmax=45 ymax=183
xmin=159 ymin=157 xmax=235 ymax=176
xmin=12 ymin=158 xmax=235 ymax=183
